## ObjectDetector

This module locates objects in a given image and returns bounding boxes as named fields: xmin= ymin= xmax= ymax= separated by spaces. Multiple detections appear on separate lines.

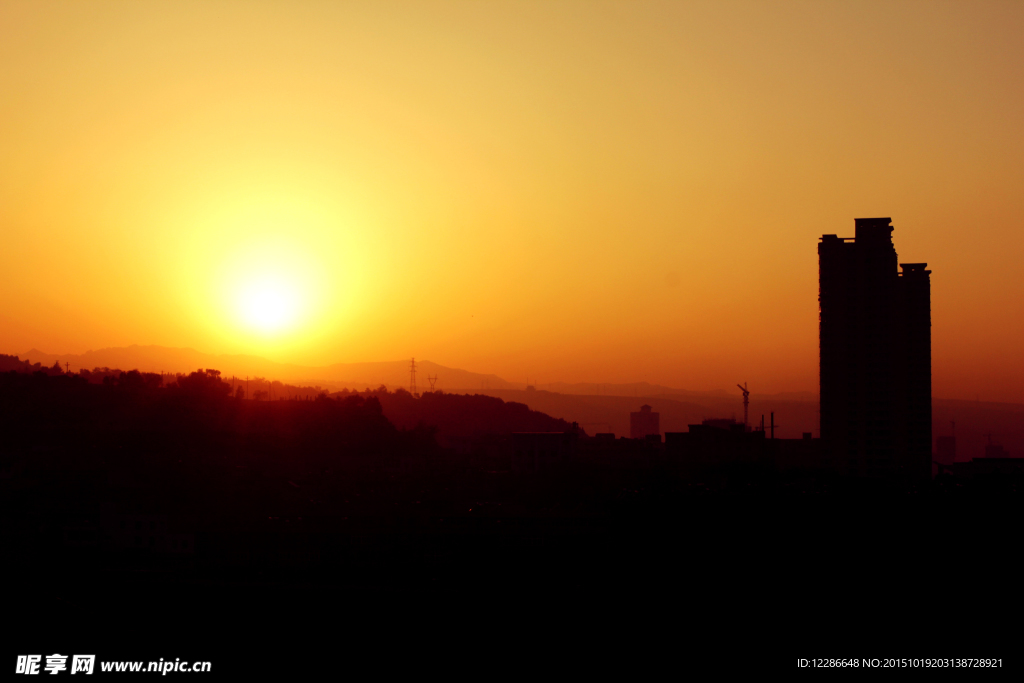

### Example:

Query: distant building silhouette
xmin=630 ymin=404 xmax=660 ymax=440
xmin=819 ymin=218 xmax=931 ymax=477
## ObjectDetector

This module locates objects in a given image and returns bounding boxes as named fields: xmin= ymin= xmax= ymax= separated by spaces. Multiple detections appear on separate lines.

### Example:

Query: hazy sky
xmin=2 ymin=1 xmax=1022 ymax=400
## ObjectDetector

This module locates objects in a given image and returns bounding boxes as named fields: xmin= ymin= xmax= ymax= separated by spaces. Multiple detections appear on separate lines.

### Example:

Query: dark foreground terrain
xmin=3 ymin=371 xmax=1021 ymax=675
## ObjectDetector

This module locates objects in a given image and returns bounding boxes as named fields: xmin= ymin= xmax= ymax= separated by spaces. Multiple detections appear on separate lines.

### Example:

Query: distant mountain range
xmin=16 ymin=344 xmax=815 ymax=401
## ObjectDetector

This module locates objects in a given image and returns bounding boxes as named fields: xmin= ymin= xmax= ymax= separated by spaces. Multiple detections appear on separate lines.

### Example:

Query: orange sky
xmin=2 ymin=1 xmax=1023 ymax=401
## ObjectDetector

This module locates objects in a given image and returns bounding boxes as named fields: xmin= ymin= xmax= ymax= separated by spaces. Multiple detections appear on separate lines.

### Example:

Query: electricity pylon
xmin=737 ymin=382 xmax=750 ymax=427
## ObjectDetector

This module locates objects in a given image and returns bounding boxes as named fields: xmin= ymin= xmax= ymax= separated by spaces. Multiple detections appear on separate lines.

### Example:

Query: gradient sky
xmin=2 ymin=1 xmax=1023 ymax=401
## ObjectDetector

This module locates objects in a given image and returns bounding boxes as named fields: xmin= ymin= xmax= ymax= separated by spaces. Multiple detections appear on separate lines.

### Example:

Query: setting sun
xmin=210 ymin=234 xmax=329 ymax=347
xmin=238 ymin=276 xmax=300 ymax=333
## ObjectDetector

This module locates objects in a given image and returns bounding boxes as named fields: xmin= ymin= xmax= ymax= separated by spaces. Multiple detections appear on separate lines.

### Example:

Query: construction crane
xmin=737 ymin=382 xmax=750 ymax=427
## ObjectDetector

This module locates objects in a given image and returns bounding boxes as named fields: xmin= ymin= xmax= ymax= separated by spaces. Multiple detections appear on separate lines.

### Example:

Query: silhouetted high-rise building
xmin=630 ymin=405 xmax=660 ymax=440
xmin=819 ymin=218 xmax=931 ymax=477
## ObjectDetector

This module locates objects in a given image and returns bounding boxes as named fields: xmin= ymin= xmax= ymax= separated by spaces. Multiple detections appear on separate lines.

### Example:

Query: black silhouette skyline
xmin=5 ymin=220 xmax=1022 ymax=675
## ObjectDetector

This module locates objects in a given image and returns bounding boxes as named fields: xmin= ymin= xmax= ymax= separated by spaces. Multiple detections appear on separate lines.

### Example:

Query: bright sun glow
xmin=239 ymin=277 xmax=301 ymax=332
xmin=180 ymin=200 xmax=356 ymax=354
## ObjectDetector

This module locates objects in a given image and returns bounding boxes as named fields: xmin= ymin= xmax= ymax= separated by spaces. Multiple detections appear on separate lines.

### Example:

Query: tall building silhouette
xmin=819 ymin=218 xmax=931 ymax=477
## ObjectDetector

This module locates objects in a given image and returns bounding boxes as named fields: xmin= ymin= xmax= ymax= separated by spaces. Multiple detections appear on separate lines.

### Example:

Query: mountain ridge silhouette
xmin=17 ymin=344 xmax=811 ymax=399
xmin=19 ymin=344 xmax=516 ymax=391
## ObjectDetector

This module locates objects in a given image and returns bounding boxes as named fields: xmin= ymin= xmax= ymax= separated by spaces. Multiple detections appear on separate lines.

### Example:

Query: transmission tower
xmin=427 ymin=374 xmax=438 ymax=392
xmin=410 ymin=358 xmax=418 ymax=395
xmin=737 ymin=382 xmax=750 ymax=427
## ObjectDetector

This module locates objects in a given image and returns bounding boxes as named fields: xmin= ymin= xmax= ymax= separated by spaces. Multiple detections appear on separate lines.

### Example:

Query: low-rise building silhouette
xmin=663 ymin=418 xmax=825 ymax=475
xmin=665 ymin=419 xmax=766 ymax=472
xmin=951 ymin=457 xmax=1024 ymax=478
